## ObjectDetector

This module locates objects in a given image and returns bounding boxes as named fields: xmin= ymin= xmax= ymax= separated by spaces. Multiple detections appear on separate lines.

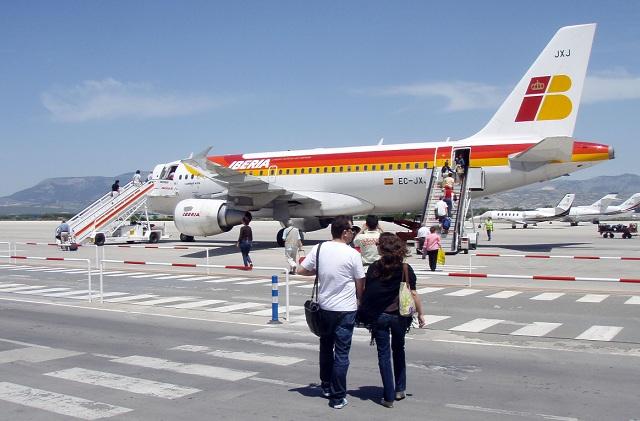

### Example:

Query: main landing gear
xmin=180 ymin=233 xmax=195 ymax=242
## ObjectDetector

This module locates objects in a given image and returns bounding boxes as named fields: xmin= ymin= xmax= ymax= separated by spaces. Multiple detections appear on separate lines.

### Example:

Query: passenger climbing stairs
xmin=68 ymin=181 xmax=156 ymax=244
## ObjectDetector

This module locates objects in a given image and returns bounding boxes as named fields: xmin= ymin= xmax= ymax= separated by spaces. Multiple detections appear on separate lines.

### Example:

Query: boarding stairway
xmin=67 ymin=180 xmax=156 ymax=244
xmin=421 ymin=167 xmax=470 ymax=253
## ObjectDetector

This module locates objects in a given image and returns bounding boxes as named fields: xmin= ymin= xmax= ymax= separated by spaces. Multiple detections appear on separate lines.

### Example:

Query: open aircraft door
xmin=268 ymin=165 xmax=278 ymax=183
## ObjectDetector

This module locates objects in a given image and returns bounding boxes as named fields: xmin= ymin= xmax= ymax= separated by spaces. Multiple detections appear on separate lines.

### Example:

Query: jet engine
xmin=174 ymin=199 xmax=246 ymax=237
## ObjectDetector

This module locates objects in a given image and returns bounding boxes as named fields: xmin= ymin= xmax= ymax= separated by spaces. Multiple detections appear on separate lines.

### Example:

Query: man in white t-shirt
xmin=435 ymin=197 xmax=449 ymax=222
xmin=282 ymin=223 xmax=303 ymax=274
xmin=298 ymin=215 xmax=365 ymax=410
xmin=353 ymin=215 xmax=381 ymax=267
xmin=416 ymin=223 xmax=429 ymax=258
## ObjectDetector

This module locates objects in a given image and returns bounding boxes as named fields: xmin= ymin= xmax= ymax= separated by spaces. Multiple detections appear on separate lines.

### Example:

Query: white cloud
xmin=355 ymin=81 xmax=506 ymax=111
xmin=583 ymin=70 xmax=640 ymax=104
xmin=42 ymin=78 xmax=225 ymax=122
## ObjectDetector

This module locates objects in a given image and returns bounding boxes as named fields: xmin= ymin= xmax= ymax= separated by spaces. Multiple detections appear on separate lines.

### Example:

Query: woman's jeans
xmin=374 ymin=313 xmax=408 ymax=402
xmin=239 ymin=241 xmax=252 ymax=266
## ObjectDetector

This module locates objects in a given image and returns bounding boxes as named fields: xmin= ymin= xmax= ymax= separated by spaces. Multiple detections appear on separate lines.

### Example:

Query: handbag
xmin=437 ymin=247 xmax=446 ymax=265
xmin=398 ymin=263 xmax=416 ymax=317
xmin=304 ymin=242 xmax=325 ymax=337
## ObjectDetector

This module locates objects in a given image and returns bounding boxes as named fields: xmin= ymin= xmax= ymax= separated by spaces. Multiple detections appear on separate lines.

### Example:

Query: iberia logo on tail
xmin=515 ymin=75 xmax=572 ymax=122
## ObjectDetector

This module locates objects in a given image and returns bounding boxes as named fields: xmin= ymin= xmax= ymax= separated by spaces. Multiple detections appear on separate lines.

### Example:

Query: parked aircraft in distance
xmin=473 ymin=194 xmax=575 ymax=229
xmin=142 ymin=24 xmax=613 ymax=243
xmin=561 ymin=193 xmax=619 ymax=225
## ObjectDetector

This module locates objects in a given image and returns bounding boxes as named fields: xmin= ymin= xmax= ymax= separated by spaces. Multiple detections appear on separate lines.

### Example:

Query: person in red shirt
xmin=443 ymin=185 xmax=454 ymax=217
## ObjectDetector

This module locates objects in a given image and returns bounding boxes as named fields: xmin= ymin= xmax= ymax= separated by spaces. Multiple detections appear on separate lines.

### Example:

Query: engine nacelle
xmin=289 ymin=217 xmax=333 ymax=232
xmin=174 ymin=199 xmax=246 ymax=237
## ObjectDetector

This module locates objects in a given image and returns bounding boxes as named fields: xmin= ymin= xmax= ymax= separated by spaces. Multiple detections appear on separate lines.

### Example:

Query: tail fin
xmin=591 ymin=194 xmax=618 ymax=212
xmin=618 ymin=193 xmax=640 ymax=212
xmin=555 ymin=193 xmax=575 ymax=215
xmin=471 ymin=24 xmax=596 ymax=141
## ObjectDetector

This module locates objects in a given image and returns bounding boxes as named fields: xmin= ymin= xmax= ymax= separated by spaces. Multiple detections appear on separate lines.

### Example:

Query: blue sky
xmin=1 ymin=1 xmax=639 ymax=196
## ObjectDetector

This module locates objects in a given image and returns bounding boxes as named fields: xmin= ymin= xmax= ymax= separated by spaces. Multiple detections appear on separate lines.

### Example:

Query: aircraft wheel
xmin=149 ymin=232 xmax=160 ymax=243
xmin=94 ymin=233 xmax=105 ymax=246
xmin=180 ymin=233 xmax=195 ymax=242
xmin=511 ymin=224 xmax=516 ymax=229
xmin=523 ymin=224 xmax=528 ymax=229
xmin=276 ymin=228 xmax=285 ymax=247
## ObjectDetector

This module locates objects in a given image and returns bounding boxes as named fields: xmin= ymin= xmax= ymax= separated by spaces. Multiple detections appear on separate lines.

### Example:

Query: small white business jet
xmin=473 ymin=193 xmax=575 ymax=229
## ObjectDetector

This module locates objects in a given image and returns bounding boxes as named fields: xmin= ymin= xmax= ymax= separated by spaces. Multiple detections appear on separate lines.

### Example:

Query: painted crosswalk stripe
xmin=530 ymin=292 xmax=565 ymax=301
xmin=247 ymin=305 xmax=305 ymax=316
xmin=98 ymin=271 xmax=127 ymax=275
xmin=449 ymin=318 xmax=504 ymax=333
xmin=177 ymin=276 xmax=219 ymax=281
xmin=510 ymin=322 xmax=562 ymax=337
xmin=416 ymin=287 xmax=444 ymax=294
xmin=235 ymin=279 xmax=272 ymax=285
xmin=69 ymin=292 xmax=130 ymax=300
xmin=218 ymin=336 xmax=317 ymax=351
xmin=133 ymin=297 xmax=197 ymax=306
xmin=445 ymin=289 xmax=482 ymax=297
xmin=0 ymin=285 xmax=46 ymax=292
xmin=486 ymin=290 xmax=522 ymax=299
xmin=171 ymin=345 xmax=304 ymax=366
xmin=167 ymin=299 xmax=227 ymax=309
xmin=42 ymin=290 xmax=91 ymax=297
xmin=106 ymin=272 xmax=147 ymax=277
xmin=130 ymin=273 xmax=169 ymax=278
xmin=264 ymin=280 xmax=306 ymax=286
xmin=54 ymin=269 xmax=88 ymax=273
xmin=105 ymin=294 xmax=159 ymax=303
xmin=154 ymin=274 xmax=198 ymax=280
xmin=295 ymin=284 xmax=314 ymax=289
xmin=21 ymin=266 xmax=56 ymax=271
xmin=204 ymin=277 xmax=249 ymax=283
xmin=7 ymin=266 xmax=36 ymax=270
xmin=45 ymin=367 xmax=200 ymax=399
xmin=0 ymin=284 xmax=24 ymax=288
xmin=0 ymin=381 xmax=132 ymax=420
xmin=112 ymin=355 xmax=257 ymax=381
xmin=625 ymin=296 xmax=640 ymax=305
xmin=15 ymin=288 xmax=71 ymax=295
xmin=422 ymin=315 xmax=451 ymax=326
xmin=576 ymin=294 xmax=608 ymax=303
xmin=207 ymin=302 xmax=264 ymax=312
xmin=575 ymin=325 xmax=623 ymax=341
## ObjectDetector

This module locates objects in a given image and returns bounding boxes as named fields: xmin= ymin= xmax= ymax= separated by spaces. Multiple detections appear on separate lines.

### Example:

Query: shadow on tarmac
xmin=477 ymin=242 xmax=592 ymax=252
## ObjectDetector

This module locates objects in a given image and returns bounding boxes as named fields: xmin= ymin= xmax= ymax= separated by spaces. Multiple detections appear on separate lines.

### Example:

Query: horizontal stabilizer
xmin=510 ymin=136 xmax=574 ymax=163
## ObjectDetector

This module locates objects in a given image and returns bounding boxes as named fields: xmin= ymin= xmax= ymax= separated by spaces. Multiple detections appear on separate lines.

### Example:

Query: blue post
xmin=268 ymin=274 xmax=282 ymax=324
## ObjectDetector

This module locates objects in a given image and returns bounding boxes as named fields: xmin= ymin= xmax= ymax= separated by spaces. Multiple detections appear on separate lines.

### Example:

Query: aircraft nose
xmin=608 ymin=145 xmax=615 ymax=160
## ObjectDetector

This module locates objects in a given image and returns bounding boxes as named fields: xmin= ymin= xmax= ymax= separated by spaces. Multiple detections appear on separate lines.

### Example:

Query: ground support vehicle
xmin=598 ymin=223 xmax=637 ymax=239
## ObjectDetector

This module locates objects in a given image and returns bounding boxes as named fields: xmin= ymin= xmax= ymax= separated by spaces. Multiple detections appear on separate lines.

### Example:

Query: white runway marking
xmin=445 ymin=403 xmax=578 ymax=421
xmin=204 ymin=277 xmax=249 ymax=283
xmin=97 ymin=271 xmax=127 ymax=275
xmin=54 ymin=269 xmax=87 ymax=273
xmin=445 ymin=289 xmax=482 ymax=297
xmin=154 ymin=274 xmax=199 ymax=280
xmin=235 ymin=279 xmax=273 ymax=285
xmin=266 ymin=280 xmax=306 ymax=286
xmin=176 ymin=276 xmax=218 ymax=281
xmin=218 ymin=335 xmax=317 ymax=351
xmin=68 ymin=292 xmax=129 ymax=300
xmin=15 ymin=288 xmax=71 ymax=295
xmin=247 ymin=305 xmax=304 ymax=316
xmin=416 ymin=287 xmax=444 ymax=294
xmin=45 ymin=367 xmax=200 ymax=399
xmin=422 ymin=315 xmax=451 ymax=326
xmin=486 ymin=290 xmax=522 ymax=299
xmin=105 ymin=272 xmax=147 ymax=277
xmin=0 ymin=284 xmax=24 ymax=288
xmin=132 ymin=297 xmax=197 ymax=306
xmin=510 ymin=322 xmax=562 ymax=337
xmin=105 ymin=294 xmax=158 ymax=303
xmin=0 ymin=347 xmax=83 ymax=363
xmin=172 ymin=345 xmax=304 ymax=366
xmin=575 ymin=325 xmax=623 ymax=341
xmin=0 ymin=381 xmax=132 ymax=420
xmin=625 ymin=296 xmax=640 ymax=305
xmin=112 ymin=355 xmax=257 ymax=381
xmin=295 ymin=284 xmax=314 ymax=289
xmin=206 ymin=302 xmax=264 ymax=312
xmin=576 ymin=294 xmax=608 ymax=303
xmin=449 ymin=318 xmax=504 ymax=333
xmin=530 ymin=292 xmax=565 ymax=301
xmin=0 ymin=285 xmax=46 ymax=292
xmin=21 ymin=266 xmax=55 ymax=271
xmin=167 ymin=299 xmax=227 ymax=309
xmin=129 ymin=273 xmax=169 ymax=278
xmin=43 ymin=290 xmax=91 ymax=297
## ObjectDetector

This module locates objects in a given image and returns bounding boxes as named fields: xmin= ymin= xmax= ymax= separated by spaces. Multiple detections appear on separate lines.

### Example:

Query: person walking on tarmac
xmin=422 ymin=226 xmax=442 ymax=271
xmin=283 ymin=222 xmax=303 ymax=274
xmin=484 ymin=216 xmax=494 ymax=241
xmin=416 ymin=223 xmax=428 ymax=258
xmin=55 ymin=220 xmax=72 ymax=243
xmin=354 ymin=215 xmax=382 ymax=267
xmin=237 ymin=215 xmax=253 ymax=268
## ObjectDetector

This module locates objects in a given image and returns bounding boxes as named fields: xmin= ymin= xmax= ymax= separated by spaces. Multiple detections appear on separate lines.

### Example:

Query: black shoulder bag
xmin=304 ymin=242 xmax=324 ymax=337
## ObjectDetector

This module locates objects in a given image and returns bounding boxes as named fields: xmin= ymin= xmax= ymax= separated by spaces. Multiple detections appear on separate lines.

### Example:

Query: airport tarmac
xmin=0 ymin=220 xmax=639 ymax=420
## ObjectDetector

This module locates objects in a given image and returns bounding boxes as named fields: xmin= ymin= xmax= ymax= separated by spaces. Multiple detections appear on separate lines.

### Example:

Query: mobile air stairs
xmin=67 ymin=180 xmax=166 ymax=246
xmin=420 ymin=166 xmax=483 ymax=254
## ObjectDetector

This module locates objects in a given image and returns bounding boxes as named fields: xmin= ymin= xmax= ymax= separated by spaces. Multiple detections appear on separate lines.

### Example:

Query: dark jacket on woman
xmin=359 ymin=262 xmax=417 ymax=324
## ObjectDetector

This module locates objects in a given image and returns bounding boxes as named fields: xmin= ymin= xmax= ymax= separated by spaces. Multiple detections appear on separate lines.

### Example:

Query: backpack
xmin=442 ymin=217 xmax=451 ymax=230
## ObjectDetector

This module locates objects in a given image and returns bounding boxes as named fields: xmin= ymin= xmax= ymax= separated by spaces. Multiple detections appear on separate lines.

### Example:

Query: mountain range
xmin=0 ymin=172 xmax=638 ymax=216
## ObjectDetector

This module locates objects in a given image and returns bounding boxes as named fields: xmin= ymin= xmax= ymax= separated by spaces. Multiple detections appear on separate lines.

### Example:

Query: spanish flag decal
xmin=384 ymin=178 xmax=394 ymax=185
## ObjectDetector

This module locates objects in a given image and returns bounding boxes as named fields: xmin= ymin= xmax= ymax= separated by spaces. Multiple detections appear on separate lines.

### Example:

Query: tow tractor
xmin=598 ymin=223 xmax=637 ymax=239
xmin=92 ymin=219 xmax=168 ymax=246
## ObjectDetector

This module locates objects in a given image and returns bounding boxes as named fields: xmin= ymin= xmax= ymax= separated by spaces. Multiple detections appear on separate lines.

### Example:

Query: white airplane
xmin=601 ymin=193 xmax=640 ymax=219
xmin=142 ymin=24 xmax=613 ymax=242
xmin=473 ymin=193 xmax=575 ymax=229
xmin=561 ymin=193 xmax=619 ymax=225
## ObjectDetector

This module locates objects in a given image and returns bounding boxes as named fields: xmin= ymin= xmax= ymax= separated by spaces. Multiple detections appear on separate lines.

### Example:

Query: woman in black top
xmin=359 ymin=233 xmax=426 ymax=408
xmin=237 ymin=216 xmax=253 ymax=267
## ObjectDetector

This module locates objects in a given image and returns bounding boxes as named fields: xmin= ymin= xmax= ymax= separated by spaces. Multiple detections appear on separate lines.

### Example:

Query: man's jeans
xmin=319 ymin=310 xmax=356 ymax=404
xmin=374 ymin=313 xmax=408 ymax=402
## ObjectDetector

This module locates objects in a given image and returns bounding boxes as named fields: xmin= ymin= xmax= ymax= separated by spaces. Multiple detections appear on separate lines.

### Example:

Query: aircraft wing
xmin=181 ymin=149 xmax=320 ymax=209
xmin=509 ymin=136 xmax=574 ymax=164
